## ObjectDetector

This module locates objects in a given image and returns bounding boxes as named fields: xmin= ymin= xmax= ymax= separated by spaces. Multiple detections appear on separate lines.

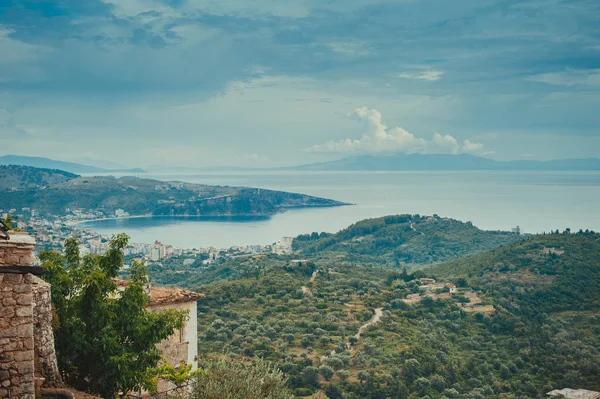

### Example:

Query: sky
xmin=0 ymin=0 xmax=599 ymax=168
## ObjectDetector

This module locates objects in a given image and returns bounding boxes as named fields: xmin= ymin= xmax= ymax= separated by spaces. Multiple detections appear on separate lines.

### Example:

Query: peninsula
xmin=0 ymin=165 xmax=349 ymax=218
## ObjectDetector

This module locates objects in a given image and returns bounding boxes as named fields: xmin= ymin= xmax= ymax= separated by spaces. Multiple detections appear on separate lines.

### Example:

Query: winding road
xmin=354 ymin=307 xmax=383 ymax=340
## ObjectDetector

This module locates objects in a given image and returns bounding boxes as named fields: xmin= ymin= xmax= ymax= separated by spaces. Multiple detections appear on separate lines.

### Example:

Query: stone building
xmin=0 ymin=232 xmax=62 ymax=398
xmin=115 ymin=281 xmax=203 ymax=395
xmin=1 ymin=231 xmax=202 ymax=398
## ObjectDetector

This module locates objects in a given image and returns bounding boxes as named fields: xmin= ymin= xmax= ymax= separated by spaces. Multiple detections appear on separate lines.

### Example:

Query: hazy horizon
xmin=1 ymin=1 xmax=599 ymax=168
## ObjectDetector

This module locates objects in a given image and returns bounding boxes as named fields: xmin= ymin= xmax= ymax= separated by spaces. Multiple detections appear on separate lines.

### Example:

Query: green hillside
xmin=293 ymin=214 xmax=520 ymax=265
xmin=143 ymin=229 xmax=600 ymax=398
xmin=429 ymin=231 xmax=600 ymax=312
xmin=0 ymin=165 xmax=78 ymax=190
xmin=0 ymin=168 xmax=348 ymax=217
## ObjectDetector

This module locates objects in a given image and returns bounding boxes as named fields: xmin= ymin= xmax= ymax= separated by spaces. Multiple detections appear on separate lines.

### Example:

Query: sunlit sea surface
xmin=77 ymin=171 xmax=600 ymax=249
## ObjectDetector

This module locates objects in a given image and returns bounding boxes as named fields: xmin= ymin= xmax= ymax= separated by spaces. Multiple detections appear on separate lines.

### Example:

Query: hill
xmin=429 ymin=231 xmax=600 ymax=313
xmin=288 ymin=153 xmax=600 ymax=171
xmin=293 ymin=214 xmax=520 ymax=265
xmin=146 ymin=229 xmax=600 ymax=398
xmin=0 ymin=169 xmax=348 ymax=217
xmin=0 ymin=165 xmax=78 ymax=190
xmin=0 ymin=155 xmax=144 ymax=174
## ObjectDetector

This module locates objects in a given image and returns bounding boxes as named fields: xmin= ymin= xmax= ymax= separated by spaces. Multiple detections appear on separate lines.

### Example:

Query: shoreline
xmin=68 ymin=204 xmax=352 ymax=227
xmin=68 ymin=214 xmax=154 ymax=226
xmin=69 ymin=213 xmax=280 ymax=227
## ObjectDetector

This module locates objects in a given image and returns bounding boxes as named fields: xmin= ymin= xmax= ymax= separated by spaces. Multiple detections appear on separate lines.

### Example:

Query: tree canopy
xmin=40 ymin=234 xmax=188 ymax=398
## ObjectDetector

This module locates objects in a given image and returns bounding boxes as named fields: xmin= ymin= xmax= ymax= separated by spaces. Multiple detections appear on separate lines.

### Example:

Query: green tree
xmin=2 ymin=214 xmax=14 ymax=229
xmin=337 ymin=370 xmax=349 ymax=382
xmin=189 ymin=358 xmax=293 ymax=399
xmin=41 ymin=234 xmax=188 ymax=398
xmin=319 ymin=365 xmax=334 ymax=381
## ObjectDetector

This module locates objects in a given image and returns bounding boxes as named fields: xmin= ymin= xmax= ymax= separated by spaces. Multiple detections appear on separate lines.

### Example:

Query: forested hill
xmin=293 ymin=214 xmax=521 ymax=265
xmin=429 ymin=231 xmax=600 ymax=313
xmin=0 ymin=167 xmax=348 ymax=216
xmin=426 ymin=232 xmax=600 ymax=391
xmin=0 ymin=165 xmax=78 ymax=190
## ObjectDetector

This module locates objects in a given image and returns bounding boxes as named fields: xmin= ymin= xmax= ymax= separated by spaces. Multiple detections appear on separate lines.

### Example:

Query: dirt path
xmin=410 ymin=222 xmax=425 ymax=235
xmin=301 ymin=286 xmax=313 ymax=297
xmin=353 ymin=308 xmax=383 ymax=340
xmin=309 ymin=270 xmax=318 ymax=283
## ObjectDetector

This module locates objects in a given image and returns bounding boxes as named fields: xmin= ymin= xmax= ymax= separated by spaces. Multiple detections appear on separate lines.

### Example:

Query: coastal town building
xmin=272 ymin=237 xmax=294 ymax=254
xmin=114 ymin=281 xmax=204 ymax=395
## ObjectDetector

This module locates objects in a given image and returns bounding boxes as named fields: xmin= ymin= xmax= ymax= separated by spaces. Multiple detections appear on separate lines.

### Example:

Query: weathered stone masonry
xmin=0 ymin=232 xmax=62 ymax=398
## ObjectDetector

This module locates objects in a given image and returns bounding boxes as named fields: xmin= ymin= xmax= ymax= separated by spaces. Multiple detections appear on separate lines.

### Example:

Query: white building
xmin=114 ymin=281 xmax=203 ymax=396
xmin=547 ymin=389 xmax=600 ymax=399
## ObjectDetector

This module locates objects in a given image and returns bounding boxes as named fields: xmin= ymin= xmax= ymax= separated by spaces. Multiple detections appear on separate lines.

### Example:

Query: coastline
xmin=68 ymin=213 xmax=279 ymax=227
xmin=67 ymin=214 xmax=154 ymax=226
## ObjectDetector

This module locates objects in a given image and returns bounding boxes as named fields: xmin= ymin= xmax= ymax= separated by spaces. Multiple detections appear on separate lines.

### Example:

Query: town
xmin=0 ymin=206 xmax=285 ymax=268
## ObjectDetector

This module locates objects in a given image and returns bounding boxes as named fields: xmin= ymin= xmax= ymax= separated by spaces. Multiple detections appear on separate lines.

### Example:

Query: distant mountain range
xmin=4 ymin=153 xmax=600 ymax=173
xmin=287 ymin=153 xmax=600 ymax=171
xmin=0 ymin=155 xmax=145 ymax=174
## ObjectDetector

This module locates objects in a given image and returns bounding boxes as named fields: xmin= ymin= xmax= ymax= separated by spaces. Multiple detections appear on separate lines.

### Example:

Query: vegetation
xmin=0 ymin=166 xmax=347 ymax=217
xmin=187 ymin=358 xmax=293 ymax=399
xmin=294 ymin=214 xmax=520 ymax=265
xmin=143 ymin=228 xmax=600 ymax=398
xmin=40 ymin=234 xmax=188 ymax=399
xmin=0 ymin=165 xmax=78 ymax=190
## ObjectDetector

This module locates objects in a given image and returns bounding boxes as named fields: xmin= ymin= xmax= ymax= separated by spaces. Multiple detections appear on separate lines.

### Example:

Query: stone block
xmin=1 ymin=274 xmax=22 ymax=284
xmin=0 ymin=324 xmax=31 ymax=338
xmin=13 ymin=284 xmax=32 ymax=294
xmin=2 ymin=297 xmax=17 ymax=306
xmin=0 ymin=307 xmax=14 ymax=318
xmin=16 ymin=294 xmax=32 ymax=306
xmin=13 ymin=350 xmax=34 ymax=362
xmin=16 ymin=307 xmax=33 ymax=317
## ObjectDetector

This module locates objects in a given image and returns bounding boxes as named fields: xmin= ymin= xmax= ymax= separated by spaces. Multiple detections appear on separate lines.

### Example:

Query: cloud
xmin=0 ymin=109 xmax=28 ymax=138
xmin=528 ymin=69 xmax=600 ymax=87
xmin=309 ymin=107 xmax=487 ymax=156
xmin=398 ymin=70 xmax=444 ymax=81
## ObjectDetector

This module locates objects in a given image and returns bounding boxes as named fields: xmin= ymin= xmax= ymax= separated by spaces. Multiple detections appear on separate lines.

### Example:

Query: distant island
xmin=0 ymin=165 xmax=349 ymax=217
xmin=286 ymin=153 xmax=600 ymax=171
xmin=0 ymin=154 xmax=145 ymax=174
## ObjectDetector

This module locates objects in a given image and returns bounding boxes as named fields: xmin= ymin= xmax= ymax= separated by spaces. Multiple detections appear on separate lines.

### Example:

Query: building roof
xmin=113 ymin=279 xmax=204 ymax=307
xmin=547 ymin=389 xmax=600 ymax=399
xmin=147 ymin=285 xmax=204 ymax=307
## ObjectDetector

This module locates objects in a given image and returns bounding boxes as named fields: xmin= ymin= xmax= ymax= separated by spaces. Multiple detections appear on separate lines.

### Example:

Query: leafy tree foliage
xmin=187 ymin=358 xmax=293 ymax=399
xmin=40 ymin=234 xmax=187 ymax=398
xmin=294 ymin=214 xmax=520 ymax=265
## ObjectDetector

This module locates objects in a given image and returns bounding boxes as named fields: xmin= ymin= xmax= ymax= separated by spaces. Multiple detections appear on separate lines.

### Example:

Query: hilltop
xmin=0 ymin=166 xmax=348 ymax=217
xmin=0 ymin=165 xmax=78 ymax=190
xmin=293 ymin=214 xmax=521 ymax=265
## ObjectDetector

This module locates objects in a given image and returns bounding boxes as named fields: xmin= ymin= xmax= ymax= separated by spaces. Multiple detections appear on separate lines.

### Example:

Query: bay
xmin=77 ymin=171 xmax=600 ymax=249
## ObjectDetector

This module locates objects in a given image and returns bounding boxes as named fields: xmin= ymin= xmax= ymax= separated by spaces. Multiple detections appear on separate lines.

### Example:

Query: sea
xmin=77 ymin=171 xmax=600 ymax=249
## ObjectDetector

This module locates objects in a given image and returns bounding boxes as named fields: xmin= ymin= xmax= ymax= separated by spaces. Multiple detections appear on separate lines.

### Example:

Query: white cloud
xmin=462 ymin=139 xmax=485 ymax=153
xmin=528 ymin=69 xmax=600 ymax=87
xmin=309 ymin=107 xmax=487 ymax=156
xmin=398 ymin=70 xmax=444 ymax=81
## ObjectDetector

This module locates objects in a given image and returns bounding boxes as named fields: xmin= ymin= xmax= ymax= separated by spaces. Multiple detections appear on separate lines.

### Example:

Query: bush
xmin=190 ymin=358 xmax=293 ymax=399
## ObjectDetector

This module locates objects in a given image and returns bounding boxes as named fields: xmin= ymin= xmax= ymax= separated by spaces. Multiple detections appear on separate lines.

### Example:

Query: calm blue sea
xmin=77 ymin=171 xmax=600 ymax=249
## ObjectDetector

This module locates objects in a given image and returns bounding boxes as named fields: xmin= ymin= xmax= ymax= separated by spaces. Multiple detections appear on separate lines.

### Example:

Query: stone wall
xmin=32 ymin=276 xmax=62 ymax=387
xmin=0 ymin=273 xmax=35 ymax=399
xmin=0 ymin=232 xmax=62 ymax=398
